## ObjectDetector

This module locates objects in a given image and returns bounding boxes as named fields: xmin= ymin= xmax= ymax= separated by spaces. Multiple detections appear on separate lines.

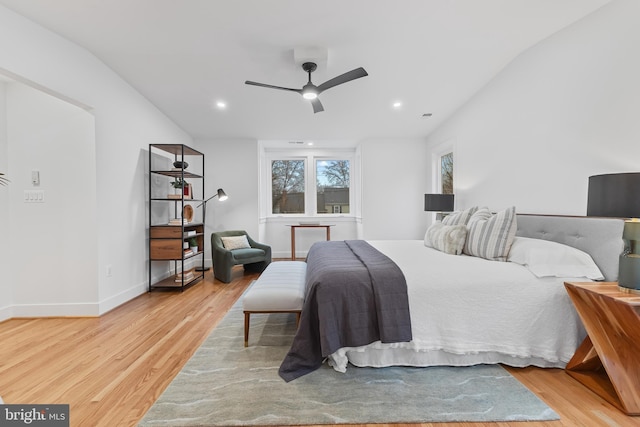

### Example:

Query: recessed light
xmin=216 ymin=101 xmax=227 ymax=109
xmin=307 ymin=141 xmax=314 ymax=146
xmin=393 ymin=101 xmax=402 ymax=108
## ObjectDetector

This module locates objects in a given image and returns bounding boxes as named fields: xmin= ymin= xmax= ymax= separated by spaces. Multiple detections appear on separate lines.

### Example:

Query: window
xmin=316 ymin=160 xmax=350 ymax=215
xmin=441 ymin=152 xmax=453 ymax=194
xmin=271 ymin=160 xmax=305 ymax=214
xmin=263 ymin=147 xmax=356 ymax=218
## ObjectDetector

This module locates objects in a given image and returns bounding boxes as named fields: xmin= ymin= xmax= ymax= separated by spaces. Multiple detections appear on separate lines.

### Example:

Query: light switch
xmin=31 ymin=170 xmax=40 ymax=186
xmin=23 ymin=190 xmax=45 ymax=203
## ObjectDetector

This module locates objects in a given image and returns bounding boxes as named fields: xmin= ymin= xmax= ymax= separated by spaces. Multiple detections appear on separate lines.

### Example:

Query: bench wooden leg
xmin=244 ymin=312 xmax=250 ymax=347
xmin=296 ymin=311 xmax=301 ymax=327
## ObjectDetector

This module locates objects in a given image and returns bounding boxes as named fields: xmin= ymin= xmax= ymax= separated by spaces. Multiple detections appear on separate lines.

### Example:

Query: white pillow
xmin=424 ymin=222 xmax=468 ymax=255
xmin=507 ymin=236 xmax=604 ymax=280
xmin=463 ymin=206 xmax=517 ymax=261
xmin=442 ymin=206 xmax=478 ymax=226
xmin=423 ymin=221 xmax=440 ymax=247
xmin=221 ymin=235 xmax=251 ymax=250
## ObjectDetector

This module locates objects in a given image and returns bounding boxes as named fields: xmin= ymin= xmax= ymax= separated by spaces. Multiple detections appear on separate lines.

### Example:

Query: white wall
xmin=0 ymin=83 xmax=10 ymax=319
xmin=425 ymin=0 xmax=640 ymax=215
xmin=7 ymin=83 xmax=98 ymax=315
xmin=194 ymin=139 xmax=261 ymax=267
xmin=360 ymin=138 xmax=430 ymax=240
xmin=0 ymin=5 xmax=193 ymax=319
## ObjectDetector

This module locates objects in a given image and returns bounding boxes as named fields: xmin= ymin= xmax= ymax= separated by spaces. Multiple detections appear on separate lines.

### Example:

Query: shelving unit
xmin=148 ymin=144 xmax=205 ymax=291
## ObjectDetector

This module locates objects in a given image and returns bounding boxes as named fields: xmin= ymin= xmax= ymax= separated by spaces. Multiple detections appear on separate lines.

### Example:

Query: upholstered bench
xmin=242 ymin=261 xmax=307 ymax=347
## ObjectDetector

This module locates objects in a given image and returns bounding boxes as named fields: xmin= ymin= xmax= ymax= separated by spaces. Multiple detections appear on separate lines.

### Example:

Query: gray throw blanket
xmin=279 ymin=240 xmax=412 ymax=381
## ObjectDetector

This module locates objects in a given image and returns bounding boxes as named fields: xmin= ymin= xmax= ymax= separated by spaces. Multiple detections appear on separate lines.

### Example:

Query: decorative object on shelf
xmin=170 ymin=177 xmax=193 ymax=198
xmin=0 ymin=172 xmax=9 ymax=186
xmin=587 ymin=172 xmax=640 ymax=292
xmin=424 ymin=193 xmax=454 ymax=221
xmin=171 ymin=177 xmax=187 ymax=189
xmin=173 ymin=160 xmax=189 ymax=170
xmin=182 ymin=204 xmax=194 ymax=223
xmin=189 ymin=237 xmax=198 ymax=254
xmin=195 ymin=188 xmax=228 ymax=272
xmin=184 ymin=183 xmax=193 ymax=199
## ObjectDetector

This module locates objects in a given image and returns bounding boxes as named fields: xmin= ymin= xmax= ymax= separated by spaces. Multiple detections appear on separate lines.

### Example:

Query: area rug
xmin=139 ymin=300 xmax=559 ymax=426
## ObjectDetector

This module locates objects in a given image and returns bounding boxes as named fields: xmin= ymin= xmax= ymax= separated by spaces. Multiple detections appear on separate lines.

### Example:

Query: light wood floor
xmin=1 ymin=265 xmax=639 ymax=427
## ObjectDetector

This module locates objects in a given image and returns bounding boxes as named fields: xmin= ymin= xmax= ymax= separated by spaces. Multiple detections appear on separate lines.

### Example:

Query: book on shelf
xmin=175 ymin=270 xmax=195 ymax=282
xmin=167 ymin=194 xmax=182 ymax=199
xmin=184 ymin=230 xmax=197 ymax=237
xmin=183 ymin=249 xmax=194 ymax=256
xmin=183 ymin=183 xmax=193 ymax=199
xmin=168 ymin=218 xmax=188 ymax=225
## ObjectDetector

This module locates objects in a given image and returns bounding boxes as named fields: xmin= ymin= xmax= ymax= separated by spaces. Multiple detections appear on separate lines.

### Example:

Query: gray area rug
xmin=139 ymin=300 xmax=559 ymax=426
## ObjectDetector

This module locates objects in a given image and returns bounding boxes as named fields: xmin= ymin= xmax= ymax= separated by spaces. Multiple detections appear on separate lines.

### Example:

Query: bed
xmin=278 ymin=212 xmax=624 ymax=382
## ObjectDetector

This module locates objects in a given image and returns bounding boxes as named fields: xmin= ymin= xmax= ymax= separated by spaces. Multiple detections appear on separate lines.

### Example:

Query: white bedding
xmin=328 ymin=240 xmax=587 ymax=372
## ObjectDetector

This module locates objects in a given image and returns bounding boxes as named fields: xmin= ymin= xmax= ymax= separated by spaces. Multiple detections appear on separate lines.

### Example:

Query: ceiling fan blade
xmin=317 ymin=67 xmax=368 ymax=94
xmin=245 ymin=80 xmax=302 ymax=94
xmin=310 ymin=98 xmax=324 ymax=113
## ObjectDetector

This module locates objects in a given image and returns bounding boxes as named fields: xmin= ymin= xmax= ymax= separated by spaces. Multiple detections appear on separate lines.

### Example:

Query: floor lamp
xmin=195 ymin=188 xmax=228 ymax=272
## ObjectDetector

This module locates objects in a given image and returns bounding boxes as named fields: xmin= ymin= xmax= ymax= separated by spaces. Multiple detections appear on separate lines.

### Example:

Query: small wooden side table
xmin=286 ymin=224 xmax=334 ymax=260
xmin=564 ymin=281 xmax=640 ymax=415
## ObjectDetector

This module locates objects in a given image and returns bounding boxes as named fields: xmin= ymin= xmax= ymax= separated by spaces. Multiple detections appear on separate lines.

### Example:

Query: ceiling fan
xmin=245 ymin=62 xmax=368 ymax=113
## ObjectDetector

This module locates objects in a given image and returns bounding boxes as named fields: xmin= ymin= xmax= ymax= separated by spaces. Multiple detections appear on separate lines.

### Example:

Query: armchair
xmin=211 ymin=230 xmax=272 ymax=283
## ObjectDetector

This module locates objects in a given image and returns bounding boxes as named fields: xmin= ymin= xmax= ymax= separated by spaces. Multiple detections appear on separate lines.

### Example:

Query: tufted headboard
xmin=516 ymin=214 xmax=625 ymax=282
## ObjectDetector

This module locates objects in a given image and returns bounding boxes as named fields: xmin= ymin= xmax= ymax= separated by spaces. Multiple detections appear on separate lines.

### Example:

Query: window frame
xmin=430 ymin=140 xmax=455 ymax=211
xmin=262 ymin=147 xmax=357 ymax=219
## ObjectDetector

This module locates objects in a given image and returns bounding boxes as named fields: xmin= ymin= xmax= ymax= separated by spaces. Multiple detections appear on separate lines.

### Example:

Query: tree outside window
xmin=316 ymin=160 xmax=350 ymax=214
xmin=272 ymin=160 xmax=305 ymax=214
xmin=441 ymin=152 xmax=453 ymax=194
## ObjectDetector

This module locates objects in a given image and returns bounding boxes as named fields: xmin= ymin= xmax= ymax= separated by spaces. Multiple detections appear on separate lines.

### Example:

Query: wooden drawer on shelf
xmin=150 ymin=239 xmax=183 ymax=259
xmin=150 ymin=226 xmax=183 ymax=239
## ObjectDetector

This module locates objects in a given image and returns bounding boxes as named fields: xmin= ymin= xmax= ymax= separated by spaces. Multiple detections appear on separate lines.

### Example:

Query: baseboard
xmin=11 ymin=302 xmax=101 ymax=318
xmin=98 ymin=281 xmax=148 ymax=315
xmin=0 ymin=304 xmax=12 ymax=322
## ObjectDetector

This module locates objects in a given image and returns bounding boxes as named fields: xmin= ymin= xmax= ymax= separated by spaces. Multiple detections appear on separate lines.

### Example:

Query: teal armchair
xmin=211 ymin=230 xmax=271 ymax=283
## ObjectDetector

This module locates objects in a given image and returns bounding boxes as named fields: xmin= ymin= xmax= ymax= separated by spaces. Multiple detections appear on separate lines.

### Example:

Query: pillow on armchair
xmin=220 ymin=235 xmax=251 ymax=250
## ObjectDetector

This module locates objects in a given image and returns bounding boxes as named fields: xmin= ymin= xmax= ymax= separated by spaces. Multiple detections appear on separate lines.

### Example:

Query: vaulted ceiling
xmin=0 ymin=0 xmax=610 ymax=141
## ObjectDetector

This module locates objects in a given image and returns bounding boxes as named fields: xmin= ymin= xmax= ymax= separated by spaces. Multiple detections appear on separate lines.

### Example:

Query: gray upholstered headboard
xmin=516 ymin=214 xmax=625 ymax=282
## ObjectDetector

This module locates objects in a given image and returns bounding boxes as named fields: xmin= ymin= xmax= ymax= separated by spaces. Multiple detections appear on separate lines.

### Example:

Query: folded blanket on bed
xmin=279 ymin=240 xmax=412 ymax=381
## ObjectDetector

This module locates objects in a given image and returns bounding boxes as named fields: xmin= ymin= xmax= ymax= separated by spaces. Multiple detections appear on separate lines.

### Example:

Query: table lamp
xmin=424 ymin=194 xmax=454 ymax=221
xmin=587 ymin=172 xmax=640 ymax=292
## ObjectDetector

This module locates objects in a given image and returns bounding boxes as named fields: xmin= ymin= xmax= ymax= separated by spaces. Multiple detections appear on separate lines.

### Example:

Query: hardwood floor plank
xmin=0 ymin=265 xmax=638 ymax=426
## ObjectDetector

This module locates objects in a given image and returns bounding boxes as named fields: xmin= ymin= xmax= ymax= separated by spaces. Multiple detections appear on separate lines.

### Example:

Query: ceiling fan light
xmin=302 ymin=90 xmax=318 ymax=100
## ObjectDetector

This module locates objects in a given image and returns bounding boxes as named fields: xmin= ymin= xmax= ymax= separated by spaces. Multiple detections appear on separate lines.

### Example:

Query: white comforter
xmin=328 ymin=240 xmax=586 ymax=372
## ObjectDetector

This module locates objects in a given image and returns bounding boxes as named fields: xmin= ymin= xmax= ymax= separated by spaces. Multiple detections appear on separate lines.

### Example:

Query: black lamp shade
xmin=217 ymin=188 xmax=228 ymax=201
xmin=424 ymin=194 xmax=454 ymax=212
xmin=587 ymin=173 xmax=640 ymax=218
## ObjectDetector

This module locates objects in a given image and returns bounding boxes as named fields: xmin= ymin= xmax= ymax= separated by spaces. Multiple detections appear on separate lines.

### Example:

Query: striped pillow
xmin=442 ymin=206 xmax=478 ymax=226
xmin=463 ymin=206 xmax=517 ymax=261
xmin=425 ymin=222 xmax=468 ymax=255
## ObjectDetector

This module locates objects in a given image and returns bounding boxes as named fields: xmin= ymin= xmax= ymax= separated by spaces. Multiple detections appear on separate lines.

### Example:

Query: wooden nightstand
xmin=564 ymin=282 xmax=640 ymax=415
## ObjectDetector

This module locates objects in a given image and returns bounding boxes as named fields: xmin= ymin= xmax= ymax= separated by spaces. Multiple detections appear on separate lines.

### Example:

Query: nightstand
xmin=564 ymin=282 xmax=640 ymax=415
